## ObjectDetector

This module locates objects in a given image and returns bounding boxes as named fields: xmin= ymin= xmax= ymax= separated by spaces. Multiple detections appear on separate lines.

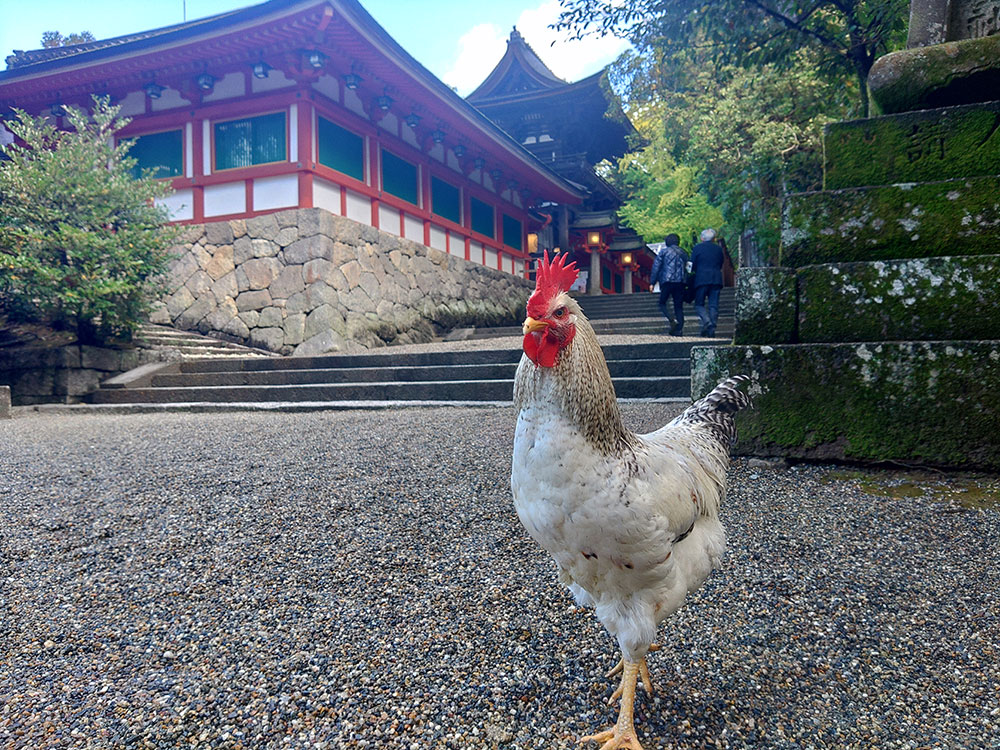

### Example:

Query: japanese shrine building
xmin=468 ymin=29 xmax=650 ymax=294
xmin=0 ymin=0 xmax=587 ymax=282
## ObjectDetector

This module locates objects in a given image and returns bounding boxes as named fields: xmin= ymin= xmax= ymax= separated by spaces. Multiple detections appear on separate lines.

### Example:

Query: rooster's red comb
xmin=530 ymin=250 xmax=579 ymax=303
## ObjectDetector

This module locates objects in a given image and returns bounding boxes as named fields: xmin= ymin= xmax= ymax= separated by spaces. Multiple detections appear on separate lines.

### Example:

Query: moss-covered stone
xmin=733 ymin=267 xmax=797 ymax=344
xmin=868 ymin=35 xmax=1000 ymax=115
xmin=797 ymin=254 xmax=1000 ymax=342
xmin=781 ymin=175 xmax=1000 ymax=267
xmin=690 ymin=341 xmax=1000 ymax=470
xmin=824 ymin=101 xmax=1000 ymax=190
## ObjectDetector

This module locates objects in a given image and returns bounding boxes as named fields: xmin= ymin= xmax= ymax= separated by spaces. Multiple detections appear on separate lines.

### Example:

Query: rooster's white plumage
xmin=510 ymin=251 xmax=750 ymax=749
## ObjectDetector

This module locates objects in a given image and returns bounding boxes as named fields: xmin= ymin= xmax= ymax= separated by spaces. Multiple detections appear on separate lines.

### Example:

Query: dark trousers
xmin=694 ymin=284 xmax=722 ymax=334
xmin=657 ymin=282 xmax=686 ymax=330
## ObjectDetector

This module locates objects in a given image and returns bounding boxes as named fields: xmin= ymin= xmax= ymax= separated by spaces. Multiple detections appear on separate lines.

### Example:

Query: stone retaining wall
xmin=151 ymin=208 xmax=533 ymax=355
xmin=0 ymin=345 xmax=150 ymax=405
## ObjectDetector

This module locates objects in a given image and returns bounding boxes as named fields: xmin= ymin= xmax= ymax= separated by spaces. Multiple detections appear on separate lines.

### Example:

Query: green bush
xmin=0 ymin=96 xmax=176 ymax=344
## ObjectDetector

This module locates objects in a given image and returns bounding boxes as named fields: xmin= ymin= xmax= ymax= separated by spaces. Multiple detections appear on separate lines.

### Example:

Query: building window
xmin=431 ymin=176 xmax=461 ymax=224
xmin=126 ymin=129 xmax=182 ymax=179
xmin=470 ymin=196 xmax=494 ymax=238
xmin=381 ymin=149 xmax=418 ymax=205
xmin=317 ymin=116 xmax=364 ymax=181
xmin=214 ymin=112 xmax=286 ymax=171
xmin=502 ymin=214 xmax=522 ymax=251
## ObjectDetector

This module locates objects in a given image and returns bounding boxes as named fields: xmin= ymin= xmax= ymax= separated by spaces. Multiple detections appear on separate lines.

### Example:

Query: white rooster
xmin=511 ymin=251 xmax=750 ymax=749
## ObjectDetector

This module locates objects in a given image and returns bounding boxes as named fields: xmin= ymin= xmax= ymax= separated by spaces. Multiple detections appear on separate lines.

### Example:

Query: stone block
xmin=204 ymin=221 xmax=234 ymax=245
xmin=275 ymin=208 xmax=300 ymax=228
xmin=297 ymin=207 xmax=337 ymax=238
xmin=258 ymin=306 xmax=284 ymax=329
xmin=185 ymin=269 xmax=214 ymax=298
xmin=79 ymin=346 xmax=122 ymax=372
xmin=690 ymin=340 xmax=1000 ymax=470
xmin=242 ymin=258 xmax=280 ymax=290
xmin=269 ymin=266 xmax=305 ymax=300
xmin=293 ymin=329 xmax=349 ymax=356
xmin=251 ymin=238 xmax=279 ymax=258
xmin=166 ymin=286 xmax=196 ymax=320
xmin=869 ymin=35 xmax=1000 ymax=114
xmin=733 ymin=267 xmax=798 ymax=345
xmin=204 ymin=245 xmax=235 ymax=280
xmin=798 ymin=254 xmax=1000 ymax=342
xmin=176 ymin=295 xmax=216 ymax=329
xmin=304 ymin=304 xmax=345 ymax=340
xmin=275 ymin=226 xmax=299 ymax=248
xmin=0 ymin=385 xmax=10 ymax=418
xmin=246 ymin=213 xmax=279 ymax=241
xmin=283 ymin=313 xmax=306 ymax=347
xmin=284 ymin=235 xmax=334 ymax=264
xmin=824 ymin=101 xmax=1000 ymax=190
xmin=781 ymin=174 xmax=1000 ymax=267
xmin=212 ymin=270 xmax=238 ymax=302
xmin=249 ymin=327 xmax=284 ymax=352
xmin=235 ymin=289 xmax=272 ymax=312
xmin=233 ymin=236 xmax=254 ymax=265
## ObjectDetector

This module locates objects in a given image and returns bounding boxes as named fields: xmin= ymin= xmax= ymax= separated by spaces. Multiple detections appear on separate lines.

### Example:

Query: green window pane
xmin=128 ymin=129 xmax=182 ymax=179
xmin=381 ymin=149 xmax=418 ymax=205
xmin=502 ymin=214 xmax=522 ymax=251
xmin=214 ymin=112 xmax=286 ymax=170
xmin=470 ymin=196 xmax=494 ymax=238
xmin=431 ymin=176 xmax=460 ymax=224
xmin=317 ymin=117 xmax=364 ymax=181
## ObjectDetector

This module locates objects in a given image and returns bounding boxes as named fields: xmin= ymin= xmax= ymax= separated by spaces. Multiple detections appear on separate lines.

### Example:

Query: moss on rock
xmin=868 ymin=35 xmax=1000 ymax=115
xmin=797 ymin=255 xmax=1000 ymax=342
xmin=781 ymin=175 xmax=1000 ymax=267
xmin=734 ymin=267 xmax=797 ymax=344
xmin=691 ymin=341 xmax=1000 ymax=470
xmin=823 ymin=101 xmax=1000 ymax=190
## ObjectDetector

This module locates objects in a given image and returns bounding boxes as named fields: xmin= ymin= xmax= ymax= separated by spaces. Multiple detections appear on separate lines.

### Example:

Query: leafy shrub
xmin=0 ymin=96 xmax=176 ymax=344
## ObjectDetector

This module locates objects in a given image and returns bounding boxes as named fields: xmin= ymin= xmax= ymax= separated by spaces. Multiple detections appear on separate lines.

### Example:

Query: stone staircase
xmin=136 ymin=325 xmax=276 ymax=360
xmin=87 ymin=290 xmax=735 ymax=409
xmin=469 ymin=288 xmax=736 ymax=339
xmin=88 ymin=341 xmax=696 ymax=406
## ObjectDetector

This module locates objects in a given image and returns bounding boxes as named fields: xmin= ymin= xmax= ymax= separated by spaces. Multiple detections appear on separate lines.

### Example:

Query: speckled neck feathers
xmin=514 ymin=311 xmax=636 ymax=455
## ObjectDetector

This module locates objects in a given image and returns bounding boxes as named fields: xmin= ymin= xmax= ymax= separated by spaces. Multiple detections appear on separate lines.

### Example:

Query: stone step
xmin=90 ymin=374 xmax=692 ymax=404
xmin=148 ymin=357 xmax=691 ymax=388
xmin=471 ymin=322 xmax=735 ymax=339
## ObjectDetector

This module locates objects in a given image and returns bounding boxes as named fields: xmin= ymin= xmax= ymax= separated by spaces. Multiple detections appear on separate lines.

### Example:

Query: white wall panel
xmin=448 ymin=231 xmax=464 ymax=256
xmin=252 ymin=174 xmax=298 ymax=212
xmin=204 ymin=182 xmax=246 ymax=217
xmin=404 ymin=213 xmax=423 ymax=242
xmin=117 ymin=91 xmax=145 ymax=117
xmin=203 ymin=72 xmax=245 ymax=102
xmin=314 ymin=179 xmax=342 ymax=215
xmin=289 ymin=103 xmax=298 ymax=163
xmin=485 ymin=247 xmax=498 ymax=269
xmin=251 ymin=68 xmax=295 ymax=94
xmin=429 ymin=224 xmax=447 ymax=251
xmin=345 ymin=189 xmax=371 ymax=225
xmin=157 ymin=188 xmax=193 ymax=221
xmin=379 ymin=204 xmax=400 ymax=236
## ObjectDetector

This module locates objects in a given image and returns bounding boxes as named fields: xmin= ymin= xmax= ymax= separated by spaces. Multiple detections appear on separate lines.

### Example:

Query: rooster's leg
xmin=605 ymin=644 xmax=660 ymax=697
xmin=579 ymin=659 xmax=644 ymax=750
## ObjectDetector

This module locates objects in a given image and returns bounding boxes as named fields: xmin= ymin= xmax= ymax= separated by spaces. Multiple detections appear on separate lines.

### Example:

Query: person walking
xmin=649 ymin=233 xmax=688 ymax=336
xmin=690 ymin=228 xmax=725 ymax=337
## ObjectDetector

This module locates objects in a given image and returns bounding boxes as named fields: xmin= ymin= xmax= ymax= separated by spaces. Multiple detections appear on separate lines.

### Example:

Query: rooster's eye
xmin=553 ymin=306 xmax=567 ymax=318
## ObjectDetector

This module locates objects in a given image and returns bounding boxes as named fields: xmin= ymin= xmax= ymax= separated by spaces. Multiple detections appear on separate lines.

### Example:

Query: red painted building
xmin=0 ymin=0 xmax=586 ymax=280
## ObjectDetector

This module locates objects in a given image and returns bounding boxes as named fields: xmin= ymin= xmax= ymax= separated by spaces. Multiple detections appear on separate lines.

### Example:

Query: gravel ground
xmin=1 ymin=406 xmax=998 ymax=749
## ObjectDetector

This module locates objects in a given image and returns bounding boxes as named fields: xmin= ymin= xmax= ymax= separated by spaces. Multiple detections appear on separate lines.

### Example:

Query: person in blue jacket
xmin=690 ymin=228 xmax=725 ymax=337
xmin=649 ymin=233 xmax=688 ymax=336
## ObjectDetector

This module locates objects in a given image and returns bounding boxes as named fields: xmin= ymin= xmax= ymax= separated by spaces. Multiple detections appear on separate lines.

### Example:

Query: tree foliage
xmin=0 ymin=97 xmax=176 ymax=344
xmin=556 ymin=0 xmax=908 ymax=116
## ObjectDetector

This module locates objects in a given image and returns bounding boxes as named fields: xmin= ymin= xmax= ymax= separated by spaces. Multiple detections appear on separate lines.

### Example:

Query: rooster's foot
xmin=580 ymin=661 xmax=645 ymax=749
xmin=605 ymin=644 xmax=659 ymax=701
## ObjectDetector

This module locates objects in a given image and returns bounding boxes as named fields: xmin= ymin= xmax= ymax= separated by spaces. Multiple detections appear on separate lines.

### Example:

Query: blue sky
xmin=0 ymin=0 xmax=629 ymax=95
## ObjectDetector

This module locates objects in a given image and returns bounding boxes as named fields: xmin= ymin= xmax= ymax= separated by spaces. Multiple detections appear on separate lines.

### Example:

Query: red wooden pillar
xmin=191 ymin=117 xmax=205 ymax=223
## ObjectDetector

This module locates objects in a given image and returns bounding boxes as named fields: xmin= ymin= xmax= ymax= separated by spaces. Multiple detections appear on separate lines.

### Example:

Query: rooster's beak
xmin=522 ymin=317 xmax=548 ymax=335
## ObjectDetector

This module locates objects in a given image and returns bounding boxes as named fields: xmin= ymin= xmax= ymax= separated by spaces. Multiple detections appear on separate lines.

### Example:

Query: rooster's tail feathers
xmin=672 ymin=374 xmax=751 ymax=447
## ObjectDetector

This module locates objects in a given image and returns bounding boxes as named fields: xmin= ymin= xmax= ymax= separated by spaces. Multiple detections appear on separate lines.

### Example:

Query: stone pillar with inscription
xmin=688 ymin=1 xmax=1000 ymax=470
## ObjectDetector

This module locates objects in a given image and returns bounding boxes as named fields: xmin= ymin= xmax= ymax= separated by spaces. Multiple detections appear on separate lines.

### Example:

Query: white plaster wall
xmin=448 ymin=231 xmax=463 ymax=256
xmin=379 ymin=112 xmax=399 ymax=137
xmin=151 ymin=88 xmax=187 ymax=112
xmin=429 ymin=224 xmax=447 ymax=252
xmin=345 ymin=189 xmax=371 ymax=225
xmin=203 ymin=72 xmax=245 ymax=102
xmin=470 ymin=241 xmax=484 ymax=264
xmin=379 ymin=204 xmax=400 ymax=236
xmin=512 ymin=258 xmax=525 ymax=277
xmin=447 ymin=150 xmax=462 ymax=173
xmin=401 ymin=125 xmax=418 ymax=149
xmin=311 ymin=75 xmax=340 ymax=103
xmin=485 ymin=247 xmax=498 ymax=270
xmin=252 ymin=68 xmax=295 ymax=94
xmin=185 ymin=123 xmax=194 ymax=178
xmin=253 ymin=174 xmax=298 ymax=212
xmin=117 ymin=90 xmax=146 ymax=118
xmin=343 ymin=89 xmax=366 ymax=118
xmin=157 ymin=188 xmax=194 ymax=221
xmin=202 ymin=120 xmax=212 ymax=175
xmin=404 ymin=213 xmax=423 ymax=242
xmin=289 ymin=103 xmax=298 ymax=163
xmin=314 ymin=179 xmax=342 ymax=215
xmin=204 ymin=182 xmax=246 ymax=217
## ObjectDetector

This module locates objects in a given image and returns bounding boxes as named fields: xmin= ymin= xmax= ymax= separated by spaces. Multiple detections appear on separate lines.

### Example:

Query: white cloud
xmin=443 ymin=0 xmax=630 ymax=96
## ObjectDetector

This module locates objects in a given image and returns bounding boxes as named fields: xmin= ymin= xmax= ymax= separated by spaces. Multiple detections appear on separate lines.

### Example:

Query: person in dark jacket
xmin=690 ymin=228 xmax=725 ymax=337
xmin=648 ymin=233 xmax=688 ymax=336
